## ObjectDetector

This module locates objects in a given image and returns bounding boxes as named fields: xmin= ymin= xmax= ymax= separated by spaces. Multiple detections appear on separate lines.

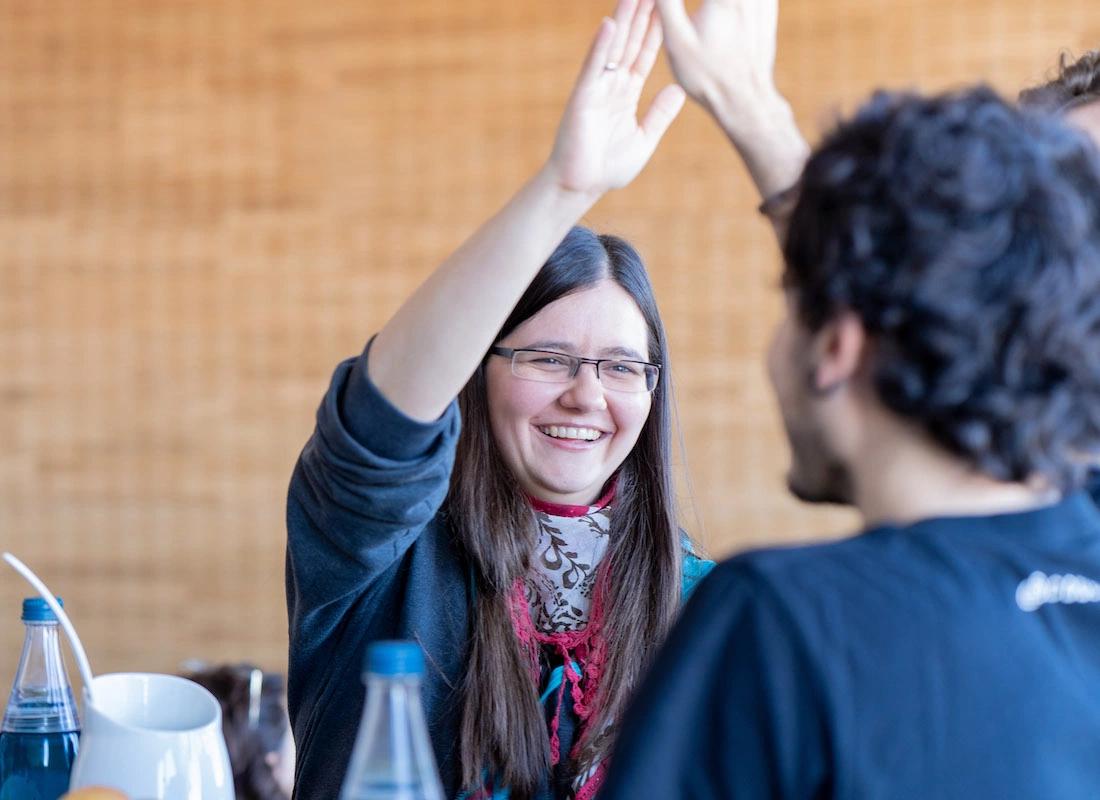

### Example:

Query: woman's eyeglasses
xmin=490 ymin=347 xmax=660 ymax=393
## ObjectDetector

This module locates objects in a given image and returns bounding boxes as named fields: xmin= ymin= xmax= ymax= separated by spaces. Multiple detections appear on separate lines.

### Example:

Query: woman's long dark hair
xmin=447 ymin=227 xmax=684 ymax=797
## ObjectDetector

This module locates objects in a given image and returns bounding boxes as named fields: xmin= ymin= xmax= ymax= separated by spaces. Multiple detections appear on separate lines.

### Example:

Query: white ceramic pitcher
xmin=68 ymin=672 xmax=235 ymax=800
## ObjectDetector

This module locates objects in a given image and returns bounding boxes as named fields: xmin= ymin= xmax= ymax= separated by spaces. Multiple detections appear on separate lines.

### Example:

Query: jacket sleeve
xmin=600 ymin=559 xmax=829 ymax=800
xmin=285 ymin=344 xmax=461 ymax=705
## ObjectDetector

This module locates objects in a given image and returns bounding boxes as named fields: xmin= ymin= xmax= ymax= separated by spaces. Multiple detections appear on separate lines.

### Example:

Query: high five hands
xmin=549 ymin=0 xmax=806 ymax=204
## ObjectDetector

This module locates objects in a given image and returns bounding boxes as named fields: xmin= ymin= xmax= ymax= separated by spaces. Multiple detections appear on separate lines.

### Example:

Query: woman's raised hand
xmin=369 ymin=1 xmax=687 ymax=423
xmin=546 ymin=0 xmax=686 ymax=196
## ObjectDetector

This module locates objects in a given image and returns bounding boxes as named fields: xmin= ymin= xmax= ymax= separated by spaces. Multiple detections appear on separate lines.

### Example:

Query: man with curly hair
xmin=1019 ymin=50 xmax=1100 ymax=503
xmin=600 ymin=2 xmax=1100 ymax=798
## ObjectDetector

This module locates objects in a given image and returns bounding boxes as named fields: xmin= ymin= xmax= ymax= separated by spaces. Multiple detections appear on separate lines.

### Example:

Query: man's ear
xmin=811 ymin=310 xmax=866 ymax=395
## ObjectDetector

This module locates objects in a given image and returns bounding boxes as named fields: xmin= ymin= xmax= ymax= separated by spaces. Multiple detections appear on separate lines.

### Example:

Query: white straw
xmin=2 ymin=552 xmax=96 ymax=704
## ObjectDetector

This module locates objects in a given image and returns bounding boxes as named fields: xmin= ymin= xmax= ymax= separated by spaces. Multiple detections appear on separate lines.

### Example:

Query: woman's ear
xmin=811 ymin=310 xmax=866 ymax=395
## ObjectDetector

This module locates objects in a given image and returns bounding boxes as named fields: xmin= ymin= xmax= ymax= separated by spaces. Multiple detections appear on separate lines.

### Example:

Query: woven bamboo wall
xmin=1 ymin=0 xmax=1096 ymax=694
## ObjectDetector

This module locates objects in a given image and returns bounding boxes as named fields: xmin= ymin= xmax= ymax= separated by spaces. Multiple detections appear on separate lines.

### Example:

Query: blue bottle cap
xmin=364 ymin=640 xmax=425 ymax=676
xmin=22 ymin=597 xmax=63 ymax=623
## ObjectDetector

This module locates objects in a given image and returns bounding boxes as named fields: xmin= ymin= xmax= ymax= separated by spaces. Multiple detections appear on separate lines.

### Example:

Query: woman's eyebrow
xmin=599 ymin=346 xmax=647 ymax=360
xmin=521 ymin=341 xmax=646 ymax=361
xmin=521 ymin=340 xmax=577 ymax=352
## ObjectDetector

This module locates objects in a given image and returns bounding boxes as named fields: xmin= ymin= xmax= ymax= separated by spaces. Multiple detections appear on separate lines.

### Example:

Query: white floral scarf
xmin=522 ymin=495 xmax=612 ymax=634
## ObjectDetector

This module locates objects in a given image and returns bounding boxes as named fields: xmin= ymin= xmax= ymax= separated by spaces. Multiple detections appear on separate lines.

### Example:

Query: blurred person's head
xmin=771 ymin=87 xmax=1100 ymax=511
xmin=1019 ymin=50 xmax=1100 ymax=143
xmin=182 ymin=663 xmax=294 ymax=800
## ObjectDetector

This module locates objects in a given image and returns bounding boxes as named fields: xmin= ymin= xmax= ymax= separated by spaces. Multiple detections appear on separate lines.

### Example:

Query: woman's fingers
xmin=632 ymin=15 xmax=664 ymax=79
xmin=577 ymin=16 xmax=618 ymax=87
xmin=639 ymin=83 xmax=687 ymax=144
xmin=605 ymin=0 xmax=641 ymax=69
xmin=620 ymin=0 xmax=656 ymax=73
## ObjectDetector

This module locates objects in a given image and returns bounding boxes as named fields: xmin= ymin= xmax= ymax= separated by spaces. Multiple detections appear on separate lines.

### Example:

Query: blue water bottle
xmin=0 ymin=598 xmax=80 ymax=800
xmin=340 ymin=641 xmax=444 ymax=800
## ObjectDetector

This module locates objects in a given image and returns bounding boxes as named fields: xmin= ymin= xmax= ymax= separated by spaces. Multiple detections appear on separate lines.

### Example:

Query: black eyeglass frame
xmin=488 ymin=346 xmax=661 ymax=393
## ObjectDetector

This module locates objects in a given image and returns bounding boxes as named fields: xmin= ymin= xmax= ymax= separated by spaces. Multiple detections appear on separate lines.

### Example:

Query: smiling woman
xmin=445 ymin=230 xmax=696 ymax=799
xmin=485 ymin=277 xmax=656 ymax=506
xmin=284 ymin=2 xmax=712 ymax=799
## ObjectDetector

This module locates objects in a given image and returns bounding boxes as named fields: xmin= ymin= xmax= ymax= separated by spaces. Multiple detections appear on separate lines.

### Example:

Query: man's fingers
xmin=654 ymin=0 xmax=695 ymax=43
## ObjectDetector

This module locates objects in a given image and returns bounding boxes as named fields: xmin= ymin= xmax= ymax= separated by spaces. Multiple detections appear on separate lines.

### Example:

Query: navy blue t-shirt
xmin=600 ymin=493 xmax=1100 ymax=799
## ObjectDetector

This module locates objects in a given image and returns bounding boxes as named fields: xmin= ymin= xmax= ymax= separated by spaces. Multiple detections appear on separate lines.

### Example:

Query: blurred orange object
xmin=60 ymin=788 xmax=129 ymax=800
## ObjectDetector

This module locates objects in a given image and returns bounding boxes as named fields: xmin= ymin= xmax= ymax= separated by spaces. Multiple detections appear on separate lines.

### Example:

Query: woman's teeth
xmin=538 ymin=426 xmax=602 ymax=441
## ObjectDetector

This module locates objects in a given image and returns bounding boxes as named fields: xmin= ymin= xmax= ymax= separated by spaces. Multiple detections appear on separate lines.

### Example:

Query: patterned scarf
xmin=522 ymin=492 xmax=612 ymax=634
xmin=508 ymin=485 xmax=616 ymax=800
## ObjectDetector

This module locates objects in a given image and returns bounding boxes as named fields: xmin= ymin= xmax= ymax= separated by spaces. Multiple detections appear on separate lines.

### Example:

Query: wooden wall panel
xmin=1 ymin=0 xmax=1097 ymax=694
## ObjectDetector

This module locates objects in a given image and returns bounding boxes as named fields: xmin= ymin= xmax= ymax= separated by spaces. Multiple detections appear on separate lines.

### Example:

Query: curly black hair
xmin=1019 ymin=50 xmax=1100 ymax=113
xmin=783 ymin=86 xmax=1100 ymax=489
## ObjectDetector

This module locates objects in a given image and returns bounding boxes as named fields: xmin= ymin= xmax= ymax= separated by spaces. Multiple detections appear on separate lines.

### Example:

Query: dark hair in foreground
xmin=1019 ymin=49 xmax=1100 ymax=112
xmin=446 ymin=227 xmax=683 ymax=798
xmin=183 ymin=664 xmax=290 ymax=800
xmin=783 ymin=86 xmax=1100 ymax=489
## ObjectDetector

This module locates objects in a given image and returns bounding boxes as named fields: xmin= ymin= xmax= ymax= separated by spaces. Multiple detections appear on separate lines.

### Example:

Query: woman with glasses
xmin=286 ymin=2 xmax=711 ymax=798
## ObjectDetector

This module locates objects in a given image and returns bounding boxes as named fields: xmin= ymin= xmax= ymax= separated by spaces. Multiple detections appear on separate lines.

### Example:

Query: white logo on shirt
xmin=1015 ymin=571 xmax=1100 ymax=612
